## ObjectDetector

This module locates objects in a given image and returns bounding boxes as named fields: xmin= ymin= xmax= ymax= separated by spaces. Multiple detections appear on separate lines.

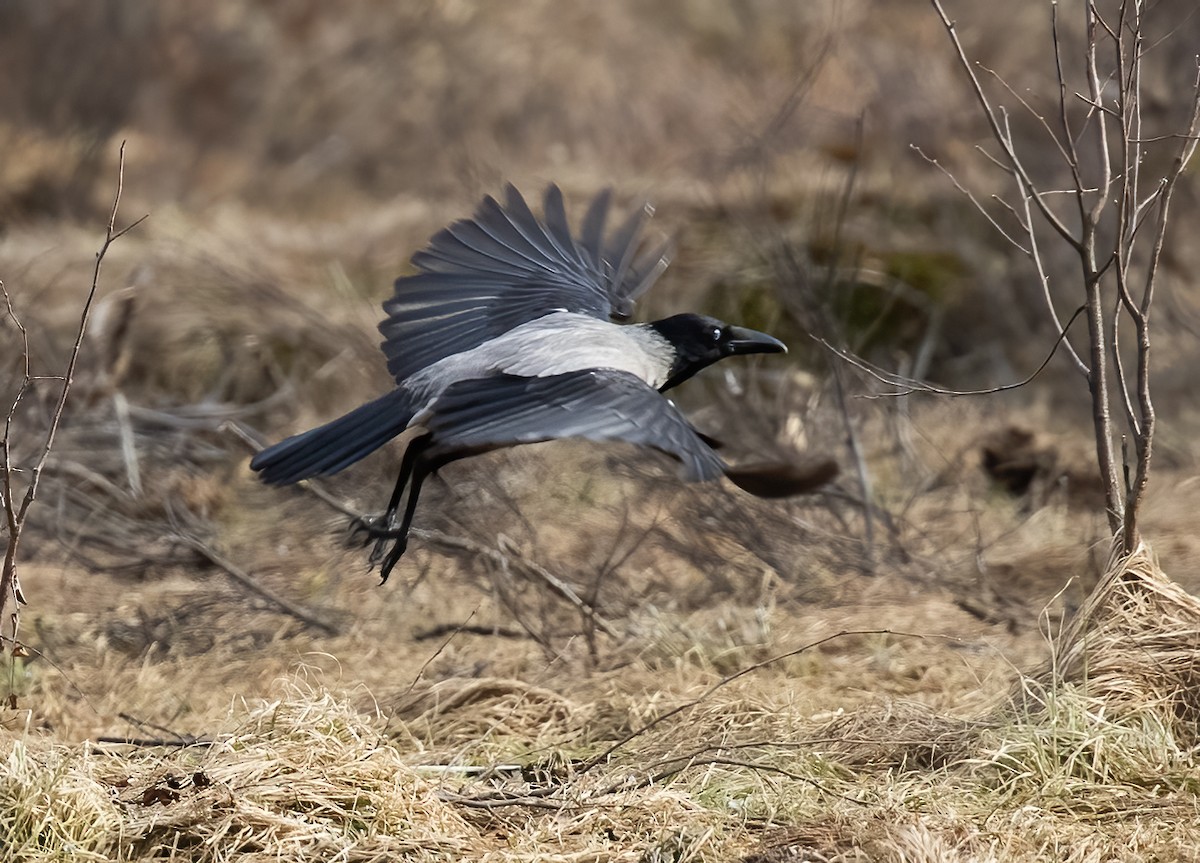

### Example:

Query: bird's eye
xmin=711 ymin=327 xmax=723 ymax=341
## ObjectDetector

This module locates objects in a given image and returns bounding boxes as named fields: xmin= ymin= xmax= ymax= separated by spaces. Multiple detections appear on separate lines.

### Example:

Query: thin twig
xmin=425 ymin=530 xmax=621 ymax=639
xmin=977 ymin=61 xmax=1075 ymax=172
xmin=1 ymin=141 xmax=147 ymax=651
xmin=1078 ymin=0 xmax=1122 ymax=534
xmin=437 ymin=789 xmax=566 ymax=810
xmin=0 ymin=634 xmax=103 ymax=717
xmin=1017 ymin=167 xmax=1090 ymax=376
xmin=927 ymin=0 xmax=1082 ymax=252
xmin=1121 ymin=55 xmax=1200 ymax=549
xmin=579 ymin=628 xmax=935 ymax=772
xmin=1052 ymin=2 xmax=1085 ymax=194
xmin=20 ymin=145 xmax=147 ymax=528
xmin=405 ymin=607 xmax=479 ymax=696
xmin=173 ymin=532 xmax=339 ymax=636
xmin=824 ymin=115 xmax=876 ymax=571
xmin=820 ymin=305 xmax=1087 ymax=398
xmin=95 ymin=735 xmax=212 ymax=748
xmin=104 ymin=712 xmax=210 ymax=747
xmin=911 ymin=145 xmax=1029 ymax=254
xmin=593 ymin=754 xmax=866 ymax=804
xmin=228 ymin=424 xmax=623 ymax=639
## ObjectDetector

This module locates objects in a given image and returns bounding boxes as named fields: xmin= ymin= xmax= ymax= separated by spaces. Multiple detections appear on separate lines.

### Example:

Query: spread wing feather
xmin=578 ymin=188 xmax=611 ymax=269
xmin=380 ymin=185 xmax=671 ymax=384
xmin=420 ymin=369 xmax=726 ymax=482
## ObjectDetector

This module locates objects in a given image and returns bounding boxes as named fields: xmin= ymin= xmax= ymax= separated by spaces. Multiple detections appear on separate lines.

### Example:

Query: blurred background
xmin=3 ymin=0 xmax=1197 ymax=399
xmin=2 ymin=0 xmax=1200 ymax=735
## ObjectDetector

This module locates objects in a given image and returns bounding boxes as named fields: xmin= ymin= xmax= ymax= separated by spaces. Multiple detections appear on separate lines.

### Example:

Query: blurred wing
xmin=380 ymin=185 xmax=672 ymax=383
xmin=601 ymin=199 xmax=673 ymax=322
xmin=421 ymin=369 xmax=725 ymax=482
xmin=723 ymin=457 xmax=840 ymax=498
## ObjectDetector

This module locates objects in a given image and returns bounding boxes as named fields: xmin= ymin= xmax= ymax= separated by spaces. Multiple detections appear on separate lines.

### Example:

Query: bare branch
xmin=1138 ymin=60 xmax=1200 ymax=318
xmin=171 ymin=529 xmax=339 ymax=636
xmin=1016 ymin=176 xmax=1090 ymax=376
xmin=15 ymin=142 xmax=146 ymax=525
xmin=1109 ymin=294 xmax=1140 ymax=438
xmin=1121 ymin=56 xmax=1200 ymax=549
xmin=1084 ymin=0 xmax=1114 ymax=230
xmin=1052 ymin=2 xmax=1086 ymax=191
xmin=224 ymin=426 xmax=625 ymax=641
xmin=911 ymin=145 xmax=1029 ymax=253
xmin=1 ymin=141 xmax=147 ymax=655
xmin=1129 ymin=180 xmax=1167 ymax=240
xmin=916 ymin=112 xmax=1088 ymax=377
xmin=978 ymin=61 xmax=1076 ymax=172
xmin=579 ymin=629 xmax=939 ymax=773
xmin=974 ymin=141 xmax=1015 ymax=173
xmin=928 ymin=0 xmax=1191 ymax=548
xmin=1128 ymin=132 xmax=1200 ymax=144
xmin=928 ymin=0 xmax=1084 ymax=251
xmin=1071 ymin=88 xmax=1120 ymax=119
xmin=817 ymin=304 xmax=1087 ymax=398
xmin=1 ymin=283 xmax=30 ymax=546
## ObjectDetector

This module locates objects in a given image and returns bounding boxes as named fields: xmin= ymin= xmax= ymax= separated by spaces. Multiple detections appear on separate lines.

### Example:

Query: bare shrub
xmin=1 ymin=145 xmax=144 ymax=666
xmin=925 ymin=0 xmax=1200 ymax=550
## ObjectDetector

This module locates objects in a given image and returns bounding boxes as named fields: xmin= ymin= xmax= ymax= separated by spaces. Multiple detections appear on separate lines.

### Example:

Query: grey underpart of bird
xmin=251 ymin=184 xmax=835 ymax=581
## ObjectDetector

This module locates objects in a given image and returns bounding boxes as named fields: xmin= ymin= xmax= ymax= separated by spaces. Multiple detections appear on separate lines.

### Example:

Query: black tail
xmin=251 ymin=388 xmax=419 ymax=485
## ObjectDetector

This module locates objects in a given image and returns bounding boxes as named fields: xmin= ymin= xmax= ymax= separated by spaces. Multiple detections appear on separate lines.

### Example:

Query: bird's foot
xmin=368 ymin=534 xmax=409 ymax=583
xmin=348 ymin=514 xmax=411 ymax=583
xmin=348 ymin=513 xmax=407 ymax=541
xmin=377 ymin=541 xmax=408 ymax=583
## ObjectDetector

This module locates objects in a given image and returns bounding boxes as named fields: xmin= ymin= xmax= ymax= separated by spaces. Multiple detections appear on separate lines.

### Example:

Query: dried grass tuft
xmin=956 ymin=541 xmax=1200 ymax=804
xmin=1017 ymin=541 xmax=1200 ymax=744
xmin=814 ymin=699 xmax=981 ymax=771
xmin=0 ymin=733 xmax=120 ymax=862
xmin=104 ymin=680 xmax=484 ymax=862
xmin=383 ymin=676 xmax=586 ymax=758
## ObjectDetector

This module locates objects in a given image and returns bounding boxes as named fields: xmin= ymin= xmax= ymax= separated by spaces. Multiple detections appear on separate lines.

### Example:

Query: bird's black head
xmin=648 ymin=313 xmax=787 ymax=391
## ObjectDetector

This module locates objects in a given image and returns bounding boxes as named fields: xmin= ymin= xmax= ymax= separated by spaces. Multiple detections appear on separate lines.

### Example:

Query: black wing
xmin=420 ymin=369 xmax=725 ymax=482
xmin=379 ymin=185 xmax=672 ymax=384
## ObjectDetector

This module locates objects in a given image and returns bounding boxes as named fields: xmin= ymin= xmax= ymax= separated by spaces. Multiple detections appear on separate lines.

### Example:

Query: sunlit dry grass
xmin=5 ymin=546 xmax=1200 ymax=862
xmin=4 ymin=1 xmax=1200 ymax=860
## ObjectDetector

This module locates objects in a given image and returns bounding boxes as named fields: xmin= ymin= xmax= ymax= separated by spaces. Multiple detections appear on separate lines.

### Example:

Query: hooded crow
xmin=251 ymin=185 xmax=833 ymax=579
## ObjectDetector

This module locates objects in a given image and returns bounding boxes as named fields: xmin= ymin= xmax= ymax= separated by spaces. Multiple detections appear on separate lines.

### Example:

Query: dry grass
xmin=5 ymin=545 xmax=1200 ymax=861
xmin=4 ymin=1 xmax=1200 ymax=860
xmin=7 ymin=294 xmax=1200 ymax=859
xmin=1017 ymin=544 xmax=1200 ymax=746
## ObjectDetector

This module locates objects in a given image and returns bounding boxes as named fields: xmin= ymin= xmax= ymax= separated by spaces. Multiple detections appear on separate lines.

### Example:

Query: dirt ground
xmin=3 ymin=2 xmax=1200 ymax=861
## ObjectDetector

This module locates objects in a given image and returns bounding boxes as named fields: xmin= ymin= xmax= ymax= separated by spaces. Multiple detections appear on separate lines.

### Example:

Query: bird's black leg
xmin=373 ymin=447 xmax=468 ymax=582
xmin=350 ymin=433 xmax=430 ymax=542
xmin=381 ymin=433 xmax=431 ymax=531
xmin=375 ymin=454 xmax=434 ymax=582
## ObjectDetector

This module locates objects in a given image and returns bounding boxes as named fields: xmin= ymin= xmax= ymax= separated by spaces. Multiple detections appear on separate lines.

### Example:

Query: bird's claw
xmin=348 ymin=514 xmax=411 ymax=583
xmin=348 ymin=513 xmax=405 ymax=542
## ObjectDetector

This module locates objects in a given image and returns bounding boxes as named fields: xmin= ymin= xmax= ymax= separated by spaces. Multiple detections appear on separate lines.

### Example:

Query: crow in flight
xmin=252 ymin=185 xmax=835 ymax=578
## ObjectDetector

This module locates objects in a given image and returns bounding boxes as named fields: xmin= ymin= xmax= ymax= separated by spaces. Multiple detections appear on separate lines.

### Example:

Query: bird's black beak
xmin=725 ymin=326 xmax=787 ymax=356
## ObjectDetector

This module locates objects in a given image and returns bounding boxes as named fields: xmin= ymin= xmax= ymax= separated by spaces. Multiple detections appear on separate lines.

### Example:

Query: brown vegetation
xmin=3 ymin=1 xmax=1200 ymax=860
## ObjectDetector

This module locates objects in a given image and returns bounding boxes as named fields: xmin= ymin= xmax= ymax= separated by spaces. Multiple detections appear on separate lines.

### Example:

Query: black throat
xmin=647 ymin=314 xmax=724 ymax=392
